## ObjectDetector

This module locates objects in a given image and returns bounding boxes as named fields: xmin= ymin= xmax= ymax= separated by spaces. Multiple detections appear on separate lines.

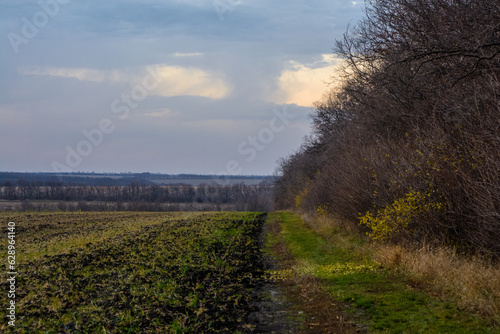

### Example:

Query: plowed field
xmin=0 ymin=212 xmax=267 ymax=333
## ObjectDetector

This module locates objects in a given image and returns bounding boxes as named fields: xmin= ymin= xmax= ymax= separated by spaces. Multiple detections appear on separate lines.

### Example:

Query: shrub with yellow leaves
xmin=314 ymin=203 xmax=329 ymax=217
xmin=358 ymin=189 xmax=446 ymax=241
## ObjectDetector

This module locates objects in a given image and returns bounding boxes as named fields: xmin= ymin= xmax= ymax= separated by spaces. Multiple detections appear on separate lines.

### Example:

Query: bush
xmin=358 ymin=189 xmax=446 ymax=242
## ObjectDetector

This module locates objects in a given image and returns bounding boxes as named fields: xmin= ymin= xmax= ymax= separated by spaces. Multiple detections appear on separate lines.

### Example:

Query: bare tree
xmin=274 ymin=0 xmax=500 ymax=257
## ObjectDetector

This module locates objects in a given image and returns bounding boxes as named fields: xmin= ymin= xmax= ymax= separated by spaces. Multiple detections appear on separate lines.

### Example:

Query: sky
xmin=0 ymin=0 xmax=364 ymax=176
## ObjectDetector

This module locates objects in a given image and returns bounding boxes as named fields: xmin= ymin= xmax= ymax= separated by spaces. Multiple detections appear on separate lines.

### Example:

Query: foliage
xmin=358 ymin=189 xmax=445 ymax=241
xmin=314 ymin=203 xmax=329 ymax=218
xmin=274 ymin=0 xmax=500 ymax=257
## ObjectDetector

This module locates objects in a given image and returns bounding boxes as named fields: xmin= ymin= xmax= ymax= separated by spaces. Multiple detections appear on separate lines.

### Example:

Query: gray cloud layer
xmin=0 ymin=0 xmax=363 ymax=175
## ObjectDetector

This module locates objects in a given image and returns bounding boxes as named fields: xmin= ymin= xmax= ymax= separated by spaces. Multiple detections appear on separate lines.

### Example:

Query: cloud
xmin=17 ymin=66 xmax=127 ymax=83
xmin=144 ymin=108 xmax=175 ymax=118
xmin=270 ymin=54 xmax=343 ymax=107
xmin=153 ymin=65 xmax=231 ymax=99
xmin=171 ymin=52 xmax=204 ymax=57
xmin=0 ymin=0 xmax=365 ymax=174
xmin=17 ymin=64 xmax=231 ymax=99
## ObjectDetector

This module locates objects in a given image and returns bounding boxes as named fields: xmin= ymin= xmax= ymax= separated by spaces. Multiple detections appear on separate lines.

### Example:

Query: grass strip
xmin=270 ymin=211 xmax=499 ymax=333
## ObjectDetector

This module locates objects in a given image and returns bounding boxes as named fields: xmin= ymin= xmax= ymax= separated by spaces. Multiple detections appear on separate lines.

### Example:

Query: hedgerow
xmin=274 ymin=0 xmax=500 ymax=257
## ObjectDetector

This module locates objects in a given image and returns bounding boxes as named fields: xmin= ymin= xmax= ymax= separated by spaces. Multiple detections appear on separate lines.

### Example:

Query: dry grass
xmin=301 ymin=212 xmax=372 ymax=259
xmin=302 ymin=212 xmax=358 ymax=235
xmin=375 ymin=243 xmax=500 ymax=322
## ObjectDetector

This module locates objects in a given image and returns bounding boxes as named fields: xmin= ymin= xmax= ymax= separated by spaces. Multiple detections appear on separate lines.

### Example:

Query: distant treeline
xmin=274 ymin=0 xmax=500 ymax=258
xmin=0 ymin=172 xmax=152 ymax=186
xmin=0 ymin=172 xmax=266 ymax=186
xmin=0 ymin=182 xmax=273 ymax=212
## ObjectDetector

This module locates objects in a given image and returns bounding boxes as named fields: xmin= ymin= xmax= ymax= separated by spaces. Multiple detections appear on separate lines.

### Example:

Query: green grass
xmin=269 ymin=211 xmax=499 ymax=333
